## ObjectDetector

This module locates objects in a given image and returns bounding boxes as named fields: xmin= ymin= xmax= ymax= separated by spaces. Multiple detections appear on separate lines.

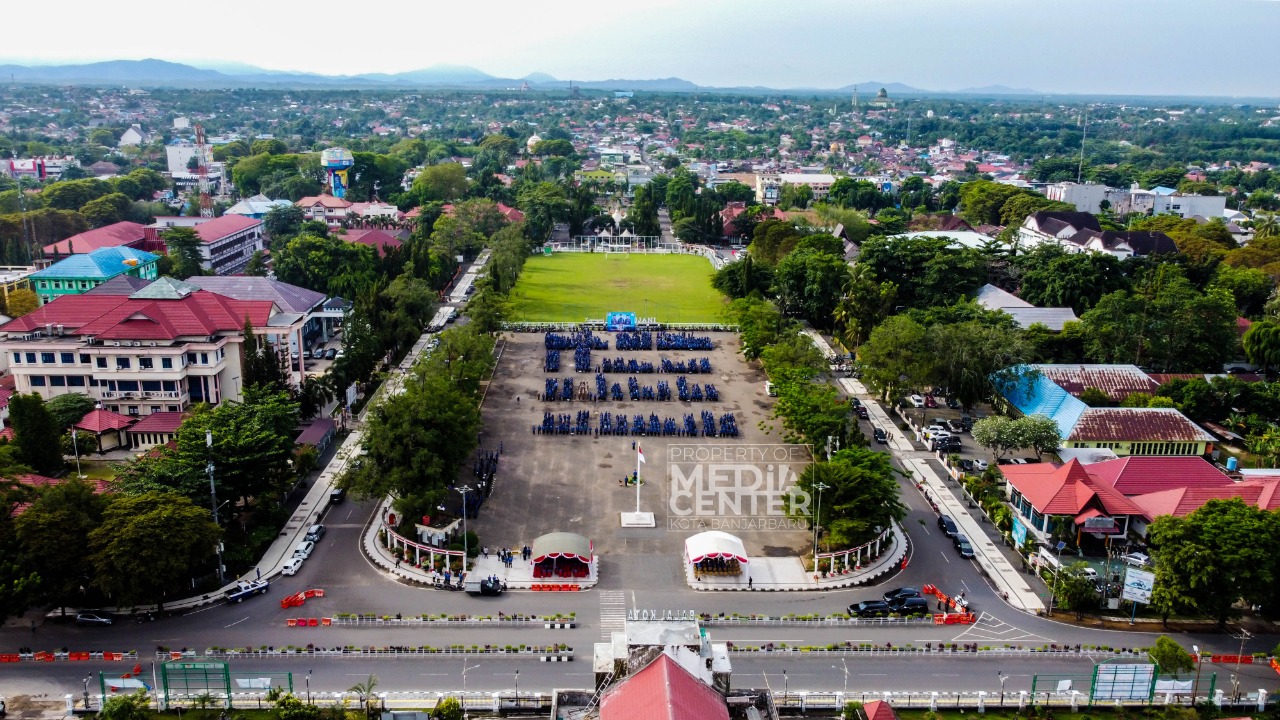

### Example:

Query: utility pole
xmin=455 ymin=485 xmax=473 ymax=577
xmin=206 ymin=431 xmax=224 ymax=584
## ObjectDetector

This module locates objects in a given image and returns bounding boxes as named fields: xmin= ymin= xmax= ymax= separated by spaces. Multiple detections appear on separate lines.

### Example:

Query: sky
xmin=3 ymin=0 xmax=1280 ymax=96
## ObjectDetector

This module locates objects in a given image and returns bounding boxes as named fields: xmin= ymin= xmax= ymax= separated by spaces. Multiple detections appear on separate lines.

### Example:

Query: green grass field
xmin=508 ymin=253 xmax=726 ymax=322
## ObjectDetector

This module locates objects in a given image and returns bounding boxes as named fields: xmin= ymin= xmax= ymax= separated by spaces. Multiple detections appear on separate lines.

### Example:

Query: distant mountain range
xmin=0 ymin=58 xmax=1043 ymax=96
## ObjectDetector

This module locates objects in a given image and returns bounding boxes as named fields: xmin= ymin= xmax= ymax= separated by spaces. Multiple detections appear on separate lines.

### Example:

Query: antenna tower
xmin=195 ymin=123 xmax=213 ymax=217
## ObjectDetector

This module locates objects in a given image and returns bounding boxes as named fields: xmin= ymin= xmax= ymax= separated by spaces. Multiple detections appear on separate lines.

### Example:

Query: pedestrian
xmin=748 ymin=577 xmax=753 ymax=589
xmin=395 ymin=558 xmax=401 ymax=569
xmin=517 ymin=396 xmax=520 ymax=403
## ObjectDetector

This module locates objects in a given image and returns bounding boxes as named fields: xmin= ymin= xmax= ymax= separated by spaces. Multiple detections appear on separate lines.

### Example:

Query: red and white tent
xmin=684 ymin=531 xmax=748 ymax=564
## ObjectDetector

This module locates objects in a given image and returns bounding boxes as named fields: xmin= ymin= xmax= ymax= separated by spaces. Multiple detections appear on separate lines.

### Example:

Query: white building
xmin=755 ymin=173 xmax=837 ymax=205
xmin=165 ymin=142 xmax=210 ymax=175
xmin=118 ymin=125 xmax=151 ymax=147
xmin=1048 ymin=181 xmax=1227 ymax=220
xmin=173 ymin=117 xmax=191 ymax=130
xmin=1046 ymin=182 xmax=1110 ymax=213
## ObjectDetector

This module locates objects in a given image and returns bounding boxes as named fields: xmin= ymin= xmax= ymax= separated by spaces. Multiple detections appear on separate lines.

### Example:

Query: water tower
xmin=321 ymin=147 xmax=355 ymax=198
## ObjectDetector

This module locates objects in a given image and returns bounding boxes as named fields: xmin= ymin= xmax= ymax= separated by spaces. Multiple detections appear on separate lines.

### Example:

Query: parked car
xmin=947 ymin=397 xmax=962 ymax=410
xmin=1120 ymin=552 xmax=1150 ymax=567
xmin=75 ymin=612 xmax=113 ymax=626
xmin=848 ymin=600 xmax=892 ymax=617
xmin=938 ymin=516 xmax=958 ymax=537
xmin=959 ymin=415 xmax=975 ymax=431
xmin=933 ymin=437 xmax=961 ymax=453
xmin=889 ymin=597 xmax=931 ymax=615
xmin=873 ymin=427 xmax=887 ymax=444
xmin=305 ymin=524 xmax=326 ymax=542
xmin=292 ymin=540 xmax=315 ymax=560
xmin=281 ymin=557 xmax=304 ymax=576
xmin=856 ymin=405 xmax=869 ymax=420
xmin=954 ymin=534 xmax=975 ymax=559
xmin=946 ymin=419 xmax=967 ymax=433
xmin=330 ymin=487 xmax=346 ymax=504
xmin=883 ymin=587 xmax=921 ymax=603
xmin=908 ymin=394 xmax=925 ymax=408
xmin=924 ymin=395 xmax=938 ymax=408
xmin=325 ymin=347 xmax=338 ymax=360
xmin=923 ymin=425 xmax=949 ymax=440
xmin=971 ymin=459 xmax=989 ymax=472
xmin=765 ymin=381 xmax=778 ymax=397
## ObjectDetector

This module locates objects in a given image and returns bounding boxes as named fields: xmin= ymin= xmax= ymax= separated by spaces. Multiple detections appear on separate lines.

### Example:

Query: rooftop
xmin=1002 ymin=459 xmax=1145 ymax=517
xmin=1085 ymin=456 xmax=1232 ymax=495
xmin=31 ymin=246 xmax=157 ymax=280
xmin=192 ymin=214 xmax=261 ymax=243
xmin=185 ymin=276 xmax=325 ymax=314
xmin=1069 ymin=408 xmax=1216 ymax=443
xmin=599 ymin=653 xmax=728 ymax=720
xmin=126 ymin=411 xmax=186 ymax=434
xmin=43 ymin=221 xmax=147 ymax=256
xmin=1034 ymin=364 xmax=1158 ymax=402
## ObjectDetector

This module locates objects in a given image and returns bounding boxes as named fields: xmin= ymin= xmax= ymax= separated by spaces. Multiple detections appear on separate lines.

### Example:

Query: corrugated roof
xmin=43 ymin=221 xmax=147 ymax=255
xmin=294 ymin=418 xmax=336 ymax=446
xmin=74 ymin=408 xmax=135 ymax=433
xmin=85 ymin=275 xmax=151 ymax=295
xmin=127 ymin=411 xmax=186 ymax=434
xmin=31 ymin=246 xmax=156 ymax=280
xmin=994 ymin=367 xmax=1088 ymax=440
xmin=1086 ymin=456 xmax=1231 ymax=495
xmin=1069 ymin=408 xmax=1215 ymax=443
xmin=975 ymin=283 xmax=1032 ymax=309
xmin=1001 ymin=307 xmax=1079 ymax=331
xmin=1130 ymin=478 xmax=1280 ymax=519
xmin=1035 ymin=364 xmax=1158 ymax=402
xmin=600 ymin=653 xmax=728 ymax=720
xmin=186 ymin=277 xmax=324 ymax=314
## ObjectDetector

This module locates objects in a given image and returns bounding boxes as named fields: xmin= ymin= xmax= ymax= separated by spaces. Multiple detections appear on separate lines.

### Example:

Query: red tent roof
xmin=862 ymin=700 xmax=900 ymax=720
xmin=600 ymin=654 xmax=728 ymax=720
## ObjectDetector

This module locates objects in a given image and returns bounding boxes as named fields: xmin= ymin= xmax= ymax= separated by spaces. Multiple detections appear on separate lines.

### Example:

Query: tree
xmin=516 ymin=182 xmax=568 ymax=243
xmin=411 ymin=163 xmax=468 ymax=204
xmin=926 ymin=322 xmax=1030 ymax=411
xmin=1243 ymin=320 xmax=1280 ymax=375
xmin=264 ymin=204 xmax=305 ymax=240
xmin=244 ymin=249 xmax=268 ymax=276
xmin=1211 ymin=264 xmax=1273 ymax=316
xmin=857 ymin=315 xmax=930 ymax=399
xmin=777 ymin=182 xmax=813 ymax=210
xmin=241 ymin=317 xmax=290 ymax=394
xmin=5 ymin=289 xmax=38 ymax=318
xmin=9 ymin=393 xmax=63 ymax=475
xmin=347 ymin=675 xmax=379 ymax=718
xmin=1018 ymin=415 xmax=1063 ymax=460
xmin=465 ymin=286 xmax=508 ymax=334
xmin=98 ymin=692 xmax=153 ymax=720
xmin=1016 ymin=246 xmax=1130 ymax=313
xmin=772 ymin=247 xmax=852 ymax=328
xmin=1148 ymin=498 xmax=1280 ymax=625
xmin=718 ymin=181 xmax=755 ymax=203
xmin=15 ymin=478 xmax=107 ymax=612
xmin=272 ymin=233 xmax=379 ymax=297
xmin=795 ymin=447 xmax=906 ymax=550
xmin=80 ymin=192 xmax=132 ymax=228
xmin=163 ymin=227 xmax=206 ymax=279
xmin=434 ymin=697 xmax=464 ymax=720
xmin=89 ymin=492 xmax=221 ymax=609
xmin=1149 ymin=636 xmax=1195 ymax=677
xmin=1055 ymin=562 xmax=1100 ymax=619
xmin=46 ymin=393 xmax=96 ymax=432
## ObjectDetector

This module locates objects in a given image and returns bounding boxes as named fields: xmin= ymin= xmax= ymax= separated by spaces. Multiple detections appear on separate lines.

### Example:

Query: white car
xmin=908 ymin=394 xmax=926 ymax=408
xmin=1120 ymin=552 xmax=1150 ymax=567
xmin=281 ymin=557 xmax=304 ymax=576
xmin=971 ymin=459 xmax=989 ymax=472
xmin=923 ymin=425 xmax=949 ymax=440
xmin=292 ymin=540 xmax=315 ymax=560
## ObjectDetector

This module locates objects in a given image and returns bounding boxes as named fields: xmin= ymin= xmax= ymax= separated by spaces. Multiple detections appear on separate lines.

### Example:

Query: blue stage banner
xmin=607 ymin=312 xmax=637 ymax=331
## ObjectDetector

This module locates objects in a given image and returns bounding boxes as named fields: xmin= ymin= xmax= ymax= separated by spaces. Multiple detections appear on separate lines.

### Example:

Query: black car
xmin=889 ymin=597 xmax=931 ymax=615
xmin=329 ymin=487 xmax=346 ymax=504
xmin=856 ymin=406 xmax=869 ymax=420
xmin=938 ymin=515 xmax=958 ymax=537
xmin=848 ymin=600 xmax=892 ymax=617
xmin=954 ymin=533 xmax=975 ymax=559
xmin=872 ymin=427 xmax=888 ymax=444
xmin=946 ymin=397 xmax=962 ymax=409
xmin=933 ymin=437 xmax=962 ymax=452
xmin=324 ymin=347 xmax=338 ymax=360
xmin=882 ymin=586 xmax=921 ymax=603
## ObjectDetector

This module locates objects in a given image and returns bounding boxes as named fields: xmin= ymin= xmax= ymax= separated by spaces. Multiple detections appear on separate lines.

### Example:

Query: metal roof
xmin=186 ymin=277 xmax=325 ymax=314
xmin=1068 ymin=408 xmax=1215 ymax=443
xmin=31 ymin=246 xmax=156 ymax=280
xmin=1034 ymin=364 xmax=1158 ymax=402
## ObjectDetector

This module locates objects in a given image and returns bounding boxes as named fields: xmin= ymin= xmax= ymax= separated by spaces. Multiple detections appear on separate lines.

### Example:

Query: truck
xmin=224 ymin=579 xmax=269 ymax=603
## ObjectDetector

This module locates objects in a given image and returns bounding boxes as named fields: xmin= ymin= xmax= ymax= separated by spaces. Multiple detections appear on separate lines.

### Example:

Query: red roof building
xmin=341 ymin=229 xmax=403 ymax=255
xmin=74 ymin=407 xmax=136 ymax=453
xmin=1131 ymin=478 xmax=1280 ymax=521
xmin=720 ymin=202 xmax=786 ymax=239
xmin=43 ymin=221 xmax=148 ymax=257
xmin=125 ymin=410 xmax=186 ymax=451
xmin=1003 ymin=460 xmax=1145 ymax=545
xmin=1084 ymin=456 xmax=1232 ymax=495
xmin=600 ymin=654 xmax=728 ymax=720
xmin=862 ymin=700 xmax=900 ymax=720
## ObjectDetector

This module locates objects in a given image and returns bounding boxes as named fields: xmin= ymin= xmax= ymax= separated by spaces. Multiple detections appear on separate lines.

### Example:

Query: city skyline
xmin=2 ymin=0 xmax=1279 ymax=97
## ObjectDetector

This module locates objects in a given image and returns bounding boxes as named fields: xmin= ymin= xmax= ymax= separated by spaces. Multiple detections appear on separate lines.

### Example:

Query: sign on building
xmin=1012 ymin=517 xmax=1027 ymax=547
xmin=1121 ymin=567 xmax=1155 ymax=605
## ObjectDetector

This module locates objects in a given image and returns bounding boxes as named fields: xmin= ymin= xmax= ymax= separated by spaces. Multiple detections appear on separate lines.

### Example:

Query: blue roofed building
xmin=31 ymin=246 xmax=159 ymax=304
xmin=993 ymin=364 xmax=1214 ymax=457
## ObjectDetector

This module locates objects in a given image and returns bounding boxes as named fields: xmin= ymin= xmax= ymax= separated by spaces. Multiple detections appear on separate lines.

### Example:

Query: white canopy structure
xmin=684 ymin=531 xmax=748 ymax=564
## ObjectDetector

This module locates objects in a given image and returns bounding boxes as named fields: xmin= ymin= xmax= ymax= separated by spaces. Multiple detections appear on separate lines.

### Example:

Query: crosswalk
xmin=599 ymin=590 xmax=628 ymax=637
xmin=951 ymin=611 xmax=1055 ymax=644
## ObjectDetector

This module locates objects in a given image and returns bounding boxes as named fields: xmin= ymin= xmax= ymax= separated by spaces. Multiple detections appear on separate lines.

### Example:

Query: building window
xmin=186 ymin=353 xmax=197 ymax=364
xmin=50 ymin=376 xmax=66 ymax=387
xmin=11 ymin=353 xmax=20 ymax=364
xmin=29 ymin=376 xmax=45 ymax=387
xmin=161 ymin=357 xmax=173 ymax=369
xmin=25 ymin=352 xmax=35 ymax=364
xmin=142 ymin=380 xmax=161 ymax=392
xmin=60 ymin=352 xmax=74 ymax=364
xmin=162 ymin=381 xmax=176 ymax=391
xmin=116 ymin=358 xmax=131 ymax=370
xmin=41 ymin=352 xmax=55 ymax=364
xmin=128 ymin=406 xmax=139 ymax=416
xmin=96 ymin=357 xmax=107 ymax=369
xmin=68 ymin=376 xmax=86 ymax=387
xmin=200 ymin=353 xmax=208 ymax=364
xmin=118 ymin=380 xmax=139 ymax=392
xmin=79 ymin=354 xmax=89 ymax=364
xmin=139 ymin=358 xmax=153 ymax=370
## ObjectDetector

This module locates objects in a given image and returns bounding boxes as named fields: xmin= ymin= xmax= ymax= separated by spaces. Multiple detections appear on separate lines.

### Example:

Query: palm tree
xmin=1251 ymin=213 xmax=1279 ymax=240
xmin=347 ymin=675 xmax=378 ymax=719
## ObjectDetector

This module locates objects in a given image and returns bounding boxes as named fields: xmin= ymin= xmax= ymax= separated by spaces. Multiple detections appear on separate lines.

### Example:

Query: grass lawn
xmin=508 ymin=253 xmax=726 ymax=323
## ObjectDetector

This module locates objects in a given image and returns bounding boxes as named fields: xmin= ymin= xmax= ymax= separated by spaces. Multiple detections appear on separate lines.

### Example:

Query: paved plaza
xmin=470 ymin=331 xmax=811 ymax=575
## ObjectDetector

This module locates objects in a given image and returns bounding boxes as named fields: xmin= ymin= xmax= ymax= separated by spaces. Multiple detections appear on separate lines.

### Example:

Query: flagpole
xmin=635 ymin=446 xmax=641 ymax=513
xmin=72 ymin=429 xmax=82 ymax=478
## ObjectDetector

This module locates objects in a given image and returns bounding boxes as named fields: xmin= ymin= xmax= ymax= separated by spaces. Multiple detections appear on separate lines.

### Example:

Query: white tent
xmin=684 ymin=531 xmax=748 ymax=564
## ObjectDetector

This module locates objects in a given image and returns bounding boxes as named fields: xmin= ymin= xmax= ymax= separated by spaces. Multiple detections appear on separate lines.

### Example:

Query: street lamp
xmin=514 ymin=669 xmax=519 ymax=707
xmin=999 ymin=671 xmax=1008 ymax=707
xmin=454 ymin=485 xmax=473 ymax=577
xmin=1046 ymin=541 xmax=1065 ymax=616
xmin=812 ymin=481 xmax=829 ymax=570
xmin=783 ymin=669 xmax=789 ymax=696
xmin=832 ymin=659 xmax=848 ymax=697
xmin=1192 ymin=644 xmax=1203 ymax=704
xmin=206 ymin=430 xmax=224 ymax=584
xmin=306 ymin=670 xmax=312 ymax=705
xmin=461 ymin=658 xmax=480 ymax=720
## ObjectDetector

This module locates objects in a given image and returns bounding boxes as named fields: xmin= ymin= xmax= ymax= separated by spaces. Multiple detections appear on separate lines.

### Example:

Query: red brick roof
xmin=862 ymin=701 xmax=899 ymax=720
xmin=1069 ymin=408 xmax=1215 ymax=443
xmin=1084 ymin=456 xmax=1232 ymax=495
xmin=193 ymin=214 xmax=261 ymax=243
xmin=342 ymin=229 xmax=403 ymax=255
xmin=126 ymin=411 xmax=186 ymax=434
xmin=1131 ymin=477 xmax=1280 ymax=519
xmin=0 ymin=290 xmax=274 ymax=340
xmin=296 ymin=195 xmax=352 ymax=209
xmin=74 ymin=408 xmax=135 ymax=433
xmin=1003 ymin=460 xmax=1144 ymax=517
xmin=43 ymin=221 xmax=147 ymax=256
xmin=600 ymin=654 xmax=728 ymax=720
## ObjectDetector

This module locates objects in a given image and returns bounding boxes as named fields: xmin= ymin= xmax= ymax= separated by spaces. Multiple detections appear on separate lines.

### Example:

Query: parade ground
xmin=506 ymin=253 xmax=726 ymax=323
xmin=472 ymin=331 xmax=812 ymax=586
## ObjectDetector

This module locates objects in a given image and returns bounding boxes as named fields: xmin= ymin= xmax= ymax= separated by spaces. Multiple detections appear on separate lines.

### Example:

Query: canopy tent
xmin=684 ymin=531 xmax=748 ymax=564
xmin=531 ymin=531 xmax=593 ymax=580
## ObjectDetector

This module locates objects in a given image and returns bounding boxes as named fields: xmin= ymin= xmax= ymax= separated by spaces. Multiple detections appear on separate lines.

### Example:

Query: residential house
xmin=43 ymin=221 xmax=150 ymax=257
xmin=225 ymin=194 xmax=294 ymax=220
xmin=73 ymin=407 xmax=134 ymax=453
xmin=719 ymin=202 xmax=786 ymax=240
xmin=296 ymin=195 xmax=353 ymax=226
xmin=30 ymin=247 xmax=159 ymax=304
xmin=340 ymin=228 xmax=402 ymax=256
xmin=125 ymin=410 xmax=185 ymax=451
xmin=1002 ymin=460 xmax=1146 ymax=549
xmin=0 ymin=277 xmax=290 ymax=416
xmin=974 ymin=284 xmax=1078 ymax=331
xmin=1017 ymin=211 xmax=1178 ymax=258
xmin=117 ymin=124 xmax=151 ymax=147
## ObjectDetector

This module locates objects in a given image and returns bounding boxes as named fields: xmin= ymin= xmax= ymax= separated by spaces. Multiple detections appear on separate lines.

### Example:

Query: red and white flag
xmin=637 ymin=445 xmax=646 ymax=464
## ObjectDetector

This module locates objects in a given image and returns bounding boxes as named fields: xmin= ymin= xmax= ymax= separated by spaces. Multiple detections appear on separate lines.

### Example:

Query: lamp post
xmin=306 ymin=670 xmax=312 ymax=705
xmin=72 ymin=429 xmax=83 ymax=479
xmin=1192 ymin=644 xmax=1203 ymax=704
xmin=783 ymin=669 xmax=789 ymax=696
xmin=1046 ymin=541 xmax=1064 ymax=616
xmin=832 ymin=659 xmax=848 ymax=697
xmin=206 ymin=430 xmax=224 ymax=584
xmin=1000 ymin=672 xmax=1008 ymax=707
xmin=461 ymin=658 xmax=480 ymax=720
xmin=454 ymin=485 xmax=473 ymax=577
xmin=514 ymin=669 xmax=519 ymax=707
xmin=812 ymin=481 xmax=829 ymax=570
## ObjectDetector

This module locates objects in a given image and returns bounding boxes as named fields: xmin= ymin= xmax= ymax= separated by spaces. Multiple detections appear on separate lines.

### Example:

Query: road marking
xmin=225 ymin=616 xmax=249 ymax=628
xmin=939 ymin=552 xmax=950 ymax=563
xmin=599 ymin=590 xmax=627 ymax=638
xmin=951 ymin=611 xmax=1055 ymax=644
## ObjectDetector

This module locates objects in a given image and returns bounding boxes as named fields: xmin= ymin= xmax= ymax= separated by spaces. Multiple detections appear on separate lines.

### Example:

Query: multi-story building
xmin=754 ymin=173 xmax=836 ymax=205
xmin=0 ymin=266 xmax=37 ymax=308
xmin=1045 ymin=182 xmax=1228 ymax=220
xmin=43 ymin=221 xmax=152 ymax=258
xmin=296 ymin=195 xmax=353 ymax=226
xmin=0 ymin=277 xmax=312 ymax=416
xmin=30 ymin=247 xmax=159 ymax=304
xmin=146 ymin=215 xmax=266 ymax=275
